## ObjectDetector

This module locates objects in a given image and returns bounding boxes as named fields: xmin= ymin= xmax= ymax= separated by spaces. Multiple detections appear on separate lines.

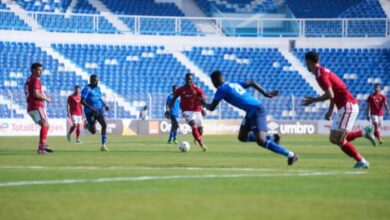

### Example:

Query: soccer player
xmin=202 ymin=71 xmax=298 ymax=165
xmin=303 ymin=51 xmax=376 ymax=168
xmin=168 ymin=73 xmax=208 ymax=152
xmin=165 ymin=85 xmax=180 ymax=144
xmin=81 ymin=75 xmax=110 ymax=151
xmin=24 ymin=63 xmax=53 ymax=154
xmin=67 ymin=85 xmax=82 ymax=144
xmin=367 ymin=83 xmax=389 ymax=144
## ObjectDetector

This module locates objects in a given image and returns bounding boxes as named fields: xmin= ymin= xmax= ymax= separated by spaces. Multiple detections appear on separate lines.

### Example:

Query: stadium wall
xmin=0 ymin=119 xmax=389 ymax=136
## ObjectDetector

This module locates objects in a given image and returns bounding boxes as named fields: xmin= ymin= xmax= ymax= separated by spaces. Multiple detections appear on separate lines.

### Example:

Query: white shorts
xmin=371 ymin=114 xmax=383 ymax=124
xmin=71 ymin=115 xmax=82 ymax=124
xmin=183 ymin=111 xmax=204 ymax=127
xmin=28 ymin=108 xmax=48 ymax=124
xmin=331 ymin=102 xmax=359 ymax=131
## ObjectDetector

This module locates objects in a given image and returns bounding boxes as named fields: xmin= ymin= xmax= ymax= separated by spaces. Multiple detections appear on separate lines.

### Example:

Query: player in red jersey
xmin=303 ymin=51 xmax=376 ymax=168
xmin=167 ymin=73 xmax=208 ymax=152
xmin=24 ymin=63 xmax=53 ymax=154
xmin=367 ymin=84 xmax=389 ymax=144
xmin=67 ymin=85 xmax=83 ymax=144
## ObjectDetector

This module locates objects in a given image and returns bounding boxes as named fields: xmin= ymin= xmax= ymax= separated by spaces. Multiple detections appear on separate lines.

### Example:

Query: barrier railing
xmin=0 ymin=10 xmax=389 ymax=37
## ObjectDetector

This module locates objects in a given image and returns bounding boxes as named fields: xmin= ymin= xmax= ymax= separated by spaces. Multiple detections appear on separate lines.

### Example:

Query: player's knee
xmin=256 ymin=138 xmax=267 ymax=148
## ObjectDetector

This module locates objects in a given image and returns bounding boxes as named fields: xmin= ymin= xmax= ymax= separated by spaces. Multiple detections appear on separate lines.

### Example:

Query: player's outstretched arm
xmin=303 ymin=88 xmax=334 ymax=106
xmin=384 ymin=99 xmax=390 ymax=114
xmin=243 ymin=81 xmax=278 ymax=98
xmin=101 ymin=99 xmax=109 ymax=111
xmin=202 ymin=99 xmax=219 ymax=111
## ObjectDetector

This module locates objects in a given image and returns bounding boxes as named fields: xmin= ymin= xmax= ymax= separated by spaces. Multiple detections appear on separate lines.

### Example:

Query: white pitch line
xmin=0 ymin=171 xmax=367 ymax=187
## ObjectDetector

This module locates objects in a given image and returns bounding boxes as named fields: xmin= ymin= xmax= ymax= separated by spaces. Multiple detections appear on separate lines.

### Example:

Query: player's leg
xmin=96 ymin=113 xmax=108 ymax=151
xmin=252 ymin=105 xmax=297 ymax=165
xmin=73 ymin=116 xmax=82 ymax=143
xmin=184 ymin=111 xmax=206 ymax=151
xmin=67 ymin=115 xmax=76 ymax=142
xmin=85 ymin=112 xmax=97 ymax=134
xmin=330 ymin=103 xmax=369 ymax=168
xmin=372 ymin=115 xmax=383 ymax=144
xmin=343 ymin=112 xmax=376 ymax=146
xmin=171 ymin=116 xmax=179 ymax=144
xmin=29 ymin=108 xmax=52 ymax=154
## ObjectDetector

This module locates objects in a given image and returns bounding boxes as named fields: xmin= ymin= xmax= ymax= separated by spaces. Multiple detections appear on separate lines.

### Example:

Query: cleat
xmin=354 ymin=160 xmax=369 ymax=169
xmin=43 ymin=146 xmax=54 ymax=153
xmin=66 ymin=134 xmax=71 ymax=142
xmin=201 ymin=145 xmax=208 ymax=152
xmin=288 ymin=153 xmax=299 ymax=166
xmin=100 ymin=145 xmax=109 ymax=152
xmin=37 ymin=147 xmax=47 ymax=155
xmin=364 ymin=126 xmax=377 ymax=147
xmin=378 ymin=139 xmax=384 ymax=145
xmin=76 ymin=140 xmax=81 ymax=144
xmin=167 ymin=141 xmax=172 ymax=144
xmin=173 ymin=140 xmax=178 ymax=144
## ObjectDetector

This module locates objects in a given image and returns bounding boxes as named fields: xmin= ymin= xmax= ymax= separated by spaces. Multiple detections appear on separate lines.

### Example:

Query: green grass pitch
xmin=0 ymin=134 xmax=389 ymax=220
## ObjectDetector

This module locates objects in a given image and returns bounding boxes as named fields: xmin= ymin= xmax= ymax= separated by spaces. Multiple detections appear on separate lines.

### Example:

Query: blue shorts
xmin=85 ymin=109 xmax=105 ymax=126
xmin=170 ymin=115 xmax=179 ymax=128
xmin=240 ymin=104 xmax=268 ymax=133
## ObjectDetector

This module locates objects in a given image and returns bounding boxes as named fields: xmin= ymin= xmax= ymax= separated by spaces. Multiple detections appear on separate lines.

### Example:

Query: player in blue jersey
xmin=202 ymin=71 xmax=299 ymax=165
xmin=165 ymin=85 xmax=181 ymax=144
xmin=81 ymin=75 xmax=110 ymax=152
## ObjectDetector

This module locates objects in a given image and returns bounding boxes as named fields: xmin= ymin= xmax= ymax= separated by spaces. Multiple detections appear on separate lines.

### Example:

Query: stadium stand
xmin=194 ymin=0 xmax=278 ymax=15
xmin=0 ymin=2 xmax=31 ymax=31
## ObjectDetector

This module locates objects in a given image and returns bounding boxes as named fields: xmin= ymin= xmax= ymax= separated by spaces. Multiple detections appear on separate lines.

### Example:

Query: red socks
xmin=68 ymin=125 xmax=76 ymax=135
xmin=192 ymin=125 xmax=203 ymax=146
xmin=76 ymin=125 xmax=80 ymax=140
xmin=39 ymin=125 xmax=49 ymax=147
xmin=346 ymin=130 xmax=362 ymax=142
xmin=340 ymin=141 xmax=363 ymax=162
xmin=374 ymin=128 xmax=380 ymax=140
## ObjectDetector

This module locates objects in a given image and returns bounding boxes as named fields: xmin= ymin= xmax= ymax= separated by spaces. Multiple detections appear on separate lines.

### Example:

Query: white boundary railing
xmin=0 ymin=9 xmax=389 ymax=38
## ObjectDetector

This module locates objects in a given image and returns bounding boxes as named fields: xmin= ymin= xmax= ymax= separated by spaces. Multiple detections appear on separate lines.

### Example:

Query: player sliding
xmin=367 ymin=83 xmax=389 ymax=144
xmin=24 ymin=63 xmax=53 ymax=154
xmin=167 ymin=73 xmax=208 ymax=152
xmin=303 ymin=51 xmax=376 ymax=169
xmin=202 ymin=71 xmax=299 ymax=165
xmin=81 ymin=75 xmax=110 ymax=152
xmin=165 ymin=85 xmax=180 ymax=144
xmin=67 ymin=85 xmax=82 ymax=144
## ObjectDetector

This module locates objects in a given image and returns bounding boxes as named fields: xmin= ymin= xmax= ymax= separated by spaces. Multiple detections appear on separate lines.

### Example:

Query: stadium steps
xmin=379 ymin=0 xmax=390 ymax=17
xmin=88 ymin=0 xmax=130 ymax=33
xmin=65 ymin=0 xmax=78 ymax=15
xmin=5 ymin=2 xmax=40 ymax=31
xmin=172 ymin=50 xmax=245 ymax=117
xmin=35 ymin=42 xmax=140 ymax=117
xmin=278 ymin=48 xmax=323 ymax=96
xmin=0 ymin=94 xmax=28 ymax=118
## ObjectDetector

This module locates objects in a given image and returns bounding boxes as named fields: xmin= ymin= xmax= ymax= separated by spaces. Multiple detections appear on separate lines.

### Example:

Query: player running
xmin=168 ymin=73 xmax=208 ymax=152
xmin=367 ymin=83 xmax=389 ymax=144
xmin=202 ymin=71 xmax=299 ymax=165
xmin=165 ymin=85 xmax=181 ymax=144
xmin=303 ymin=51 xmax=376 ymax=169
xmin=81 ymin=75 xmax=110 ymax=152
xmin=24 ymin=63 xmax=53 ymax=154
xmin=67 ymin=85 xmax=82 ymax=144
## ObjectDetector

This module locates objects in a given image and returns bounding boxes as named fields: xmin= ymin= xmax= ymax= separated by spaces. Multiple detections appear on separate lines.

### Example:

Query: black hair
xmin=75 ymin=85 xmax=80 ymax=89
xmin=31 ymin=63 xmax=42 ymax=73
xmin=374 ymin=83 xmax=381 ymax=88
xmin=211 ymin=70 xmax=222 ymax=81
xmin=185 ymin=73 xmax=192 ymax=78
xmin=172 ymin=84 xmax=177 ymax=88
xmin=90 ymin=74 xmax=97 ymax=79
xmin=305 ymin=51 xmax=319 ymax=63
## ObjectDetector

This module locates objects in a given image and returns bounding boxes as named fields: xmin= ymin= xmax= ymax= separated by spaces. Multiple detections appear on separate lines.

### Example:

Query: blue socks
xmin=264 ymin=139 xmax=290 ymax=157
xmin=102 ymin=134 xmax=107 ymax=145
xmin=168 ymin=130 xmax=178 ymax=142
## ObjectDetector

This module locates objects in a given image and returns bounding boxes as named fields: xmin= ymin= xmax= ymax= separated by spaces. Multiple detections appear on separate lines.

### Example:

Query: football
xmin=179 ymin=141 xmax=190 ymax=152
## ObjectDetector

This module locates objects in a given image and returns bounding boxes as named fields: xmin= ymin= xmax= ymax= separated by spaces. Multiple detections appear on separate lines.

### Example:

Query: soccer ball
xmin=179 ymin=141 xmax=190 ymax=152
